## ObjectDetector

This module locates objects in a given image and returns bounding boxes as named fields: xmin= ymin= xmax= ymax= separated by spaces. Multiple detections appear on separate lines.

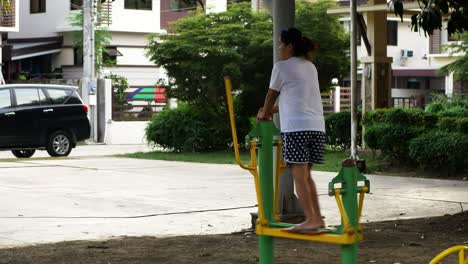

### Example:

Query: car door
xmin=0 ymin=88 xmax=16 ymax=147
xmin=12 ymin=87 xmax=48 ymax=146
xmin=42 ymin=88 xmax=75 ymax=131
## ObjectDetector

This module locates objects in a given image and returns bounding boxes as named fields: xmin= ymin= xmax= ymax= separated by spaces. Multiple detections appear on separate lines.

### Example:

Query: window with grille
xmin=71 ymin=0 xmax=82 ymax=10
xmin=31 ymin=0 xmax=46 ymax=14
xmin=169 ymin=0 xmax=197 ymax=12
xmin=125 ymin=0 xmax=152 ymax=10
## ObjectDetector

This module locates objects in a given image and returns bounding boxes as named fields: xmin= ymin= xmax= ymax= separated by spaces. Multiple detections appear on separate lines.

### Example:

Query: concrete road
xmin=0 ymin=145 xmax=467 ymax=249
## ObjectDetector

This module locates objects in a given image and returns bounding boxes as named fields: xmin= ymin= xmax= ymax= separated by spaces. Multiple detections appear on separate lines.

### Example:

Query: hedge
xmin=409 ymin=131 xmax=468 ymax=172
xmin=325 ymin=111 xmax=362 ymax=149
xmin=363 ymin=108 xmax=437 ymax=163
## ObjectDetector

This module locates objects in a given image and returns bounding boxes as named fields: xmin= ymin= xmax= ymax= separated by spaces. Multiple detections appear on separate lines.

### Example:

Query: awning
xmin=392 ymin=68 xmax=442 ymax=77
xmin=106 ymin=47 xmax=123 ymax=57
xmin=3 ymin=36 xmax=63 ymax=61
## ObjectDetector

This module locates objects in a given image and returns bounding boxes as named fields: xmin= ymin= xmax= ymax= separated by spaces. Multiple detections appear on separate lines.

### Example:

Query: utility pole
xmin=83 ymin=0 xmax=97 ymax=142
xmin=350 ymin=0 xmax=358 ymax=159
xmin=261 ymin=0 xmax=302 ymax=217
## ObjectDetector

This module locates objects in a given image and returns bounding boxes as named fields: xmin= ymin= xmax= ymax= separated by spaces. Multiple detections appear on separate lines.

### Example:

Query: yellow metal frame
xmin=430 ymin=246 xmax=468 ymax=264
xmin=256 ymin=224 xmax=363 ymax=245
xmin=225 ymin=76 xmax=367 ymax=245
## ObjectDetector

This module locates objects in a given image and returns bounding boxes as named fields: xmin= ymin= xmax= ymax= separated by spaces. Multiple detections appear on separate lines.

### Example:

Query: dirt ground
xmin=0 ymin=212 xmax=466 ymax=264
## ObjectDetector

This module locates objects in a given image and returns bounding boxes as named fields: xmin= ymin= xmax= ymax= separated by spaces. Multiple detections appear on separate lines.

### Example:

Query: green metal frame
xmin=248 ymin=120 xmax=370 ymax=264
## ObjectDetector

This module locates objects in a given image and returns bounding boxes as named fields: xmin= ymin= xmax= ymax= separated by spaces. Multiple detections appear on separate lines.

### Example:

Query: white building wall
xmin=106 ymin=121 xmax=149 ymax=144
xmin=117 ymin=48 xmax=154 ymax=65
xmin=108 ymin=0 xmax=162 ymax=33
xmin=10 ymin=0 xmax=69 ymax=38
xmin=345 ymin=17 xmax=430 ymax=68
xmin=111 ymin=33 xmax=149 ymax=46
xmin=56 ymin=49 xmax=74 ymax=66
xmin=387 ymin=18 xmax=429 ymax=67
xmin=102 ymin=66 xmax=162 ymax=86
xmin=206 ymin=0 xmax=227 ymax=13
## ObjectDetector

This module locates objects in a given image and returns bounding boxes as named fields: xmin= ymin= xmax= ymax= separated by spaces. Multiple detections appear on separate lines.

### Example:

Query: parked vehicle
xmin=0 ymin=84 xmax=90 ymax=158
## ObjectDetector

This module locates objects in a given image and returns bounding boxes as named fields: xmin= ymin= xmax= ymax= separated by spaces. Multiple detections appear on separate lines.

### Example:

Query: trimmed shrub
xmin=363 ymin=108 xmax=437 ymax=163
xmin=145 ymin=104 xmax=202 ymax=152
xmin=459 ymin=118 xmax=468 ymax=134
xmin=409 ymin=131 xmax=468 ymax=172
xmin=363 ymin=108 xmax=437 ymax=129
xmin=426 ymin=94 xmax=468 ymax=117
xmin=325 ymin=111 xmax=362 ymax=149
xmin=438 ymin=117 xmax=468 ymax=134
xmin=364 ymin=124 xmax=423 ymax=162
xmin=437 ymin=117 xmax=460 ymax=132
xmin=145 ymin=104 xmax=245 ymax=152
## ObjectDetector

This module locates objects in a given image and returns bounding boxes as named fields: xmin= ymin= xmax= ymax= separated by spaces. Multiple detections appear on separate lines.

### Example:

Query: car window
xmin=15 ymin=88 xmax=41 ymax=107
xmin=0 ymin=89 xmax=12 ymax=109
xmin=65 ymin=91 xmax=83 ymax=104
xmin=38 ymin=89 xmax=49 ymax=105
xmin=47 ymin=89 xmax=71 ymax=105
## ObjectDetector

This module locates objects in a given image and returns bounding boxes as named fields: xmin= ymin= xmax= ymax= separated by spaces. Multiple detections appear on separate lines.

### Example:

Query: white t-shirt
xmin=270 ymin=57 xmax=325 ymax=133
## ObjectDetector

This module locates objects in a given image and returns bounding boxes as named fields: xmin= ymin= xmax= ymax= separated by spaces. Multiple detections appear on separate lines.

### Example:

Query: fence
xmin=392 ymin=96 xmax=424 ymax=109
xmin=112 ymin=86 xmax=167 ymax=121
xmin=322 ymin=87 xmax=351 ymax=115
xmin=112 ymin=86 xmax=352 ymax=121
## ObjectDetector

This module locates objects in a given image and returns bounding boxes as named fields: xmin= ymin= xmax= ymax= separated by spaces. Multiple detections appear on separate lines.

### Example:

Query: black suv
xmin=0 ymin=84 xmax=90 ymax=158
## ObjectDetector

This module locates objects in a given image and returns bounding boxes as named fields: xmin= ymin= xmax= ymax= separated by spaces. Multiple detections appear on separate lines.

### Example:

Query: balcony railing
xmin=0 ymin=0 xmax=15 ymax=28
xmin=98 ymin=0 xmax=112 ymax=27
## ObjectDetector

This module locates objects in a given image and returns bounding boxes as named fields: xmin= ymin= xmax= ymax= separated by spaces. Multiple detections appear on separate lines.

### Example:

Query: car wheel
xmin=46 ymin=130 xmax=73 ymax=157
xmin=11 ymin=149 xmax=36 ymax=158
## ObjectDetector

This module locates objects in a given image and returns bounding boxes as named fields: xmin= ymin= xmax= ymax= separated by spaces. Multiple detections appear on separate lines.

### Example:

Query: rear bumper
xmin=75 ymin=119 xmax=91 ymax=142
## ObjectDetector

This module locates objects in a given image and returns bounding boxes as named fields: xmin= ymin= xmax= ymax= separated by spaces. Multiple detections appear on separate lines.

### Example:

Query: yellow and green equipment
xmin=225 ymin=77 xmax=370 ymax=264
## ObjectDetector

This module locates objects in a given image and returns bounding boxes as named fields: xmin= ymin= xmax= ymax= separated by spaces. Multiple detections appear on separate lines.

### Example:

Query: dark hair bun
xmin=281 ymin=27 xmax=316 ymax=58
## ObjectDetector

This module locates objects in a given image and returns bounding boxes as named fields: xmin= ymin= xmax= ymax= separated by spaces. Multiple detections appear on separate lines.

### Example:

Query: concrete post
xmin=268 ymin=0 xmax=302 ymax=216
xmin=83 ymin=0 xmax=97 ymax=142
xmin=272 ymin=0 xmax=295 ymax=63
xmin=350 ymin=0 xmax=358 ymax=159
xmin=97 ymin=79 xmax=111 ymax=143
xmin=361 ymin=0 xmax=392 ymax=148
xmin=360 ymin=0 xmax=393 ymax=114
xmin=334 ymin=86 xmax=341 ymax=113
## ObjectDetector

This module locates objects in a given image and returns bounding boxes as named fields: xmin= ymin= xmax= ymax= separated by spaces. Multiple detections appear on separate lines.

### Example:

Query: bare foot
xmin=295 ymin=220 xmax=325 ymax=230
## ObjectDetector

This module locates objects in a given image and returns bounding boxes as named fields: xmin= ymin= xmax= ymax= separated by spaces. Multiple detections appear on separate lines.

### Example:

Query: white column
xmin=334 ymin=86 xmax=341 ymax=113
xmin=446 ymin=72 xmax=454 ymax=97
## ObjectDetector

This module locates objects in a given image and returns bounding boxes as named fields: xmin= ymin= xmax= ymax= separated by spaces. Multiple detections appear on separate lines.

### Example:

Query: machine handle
xmin=224 ymin=76 xmax=256 ymax=171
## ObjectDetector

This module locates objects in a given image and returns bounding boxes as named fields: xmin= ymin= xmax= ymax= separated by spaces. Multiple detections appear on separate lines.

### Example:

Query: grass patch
xmin=119 ymin=149 xmax=386 ymax=173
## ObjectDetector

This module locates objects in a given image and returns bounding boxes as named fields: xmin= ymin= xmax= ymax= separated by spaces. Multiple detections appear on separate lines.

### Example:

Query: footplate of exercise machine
xmin=256 ymin=224 xmax=363 ymax=245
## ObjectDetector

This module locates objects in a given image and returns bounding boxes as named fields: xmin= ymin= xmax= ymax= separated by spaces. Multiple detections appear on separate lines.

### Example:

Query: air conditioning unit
xmin=401 ymin=49 xmax=414 ymax=58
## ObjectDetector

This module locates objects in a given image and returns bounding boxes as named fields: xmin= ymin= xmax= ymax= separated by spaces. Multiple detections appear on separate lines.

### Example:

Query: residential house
xmin=0 ymin=0 xmax=19 ymax=82
xmin=6 ymin=0 xmax=226 ymax=86
xmin=334 ymin=0 xmax=464 ymax=108
xmin=5 ymin=0 xmax=226 ymax=144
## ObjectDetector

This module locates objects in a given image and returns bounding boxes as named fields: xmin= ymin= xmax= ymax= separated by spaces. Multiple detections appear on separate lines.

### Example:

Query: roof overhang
xmin=392 ymin=67 xmax=442 ymax=77
xmin=3 ymin=37 xmax=63 ymax=61
xmin=327 ymin=2 xmax=420 ymax=15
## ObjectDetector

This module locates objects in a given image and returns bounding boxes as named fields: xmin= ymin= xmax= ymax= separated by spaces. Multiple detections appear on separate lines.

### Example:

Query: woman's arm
xmin=257 ymin=89 xmax=279 ymax=120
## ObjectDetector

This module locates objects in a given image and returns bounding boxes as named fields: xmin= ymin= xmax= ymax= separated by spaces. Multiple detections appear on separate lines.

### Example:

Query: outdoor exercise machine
xmin=430 ymin=246 xmax=468 ymax=264
xmin=224 ymin=77 xmax=370 ymax=264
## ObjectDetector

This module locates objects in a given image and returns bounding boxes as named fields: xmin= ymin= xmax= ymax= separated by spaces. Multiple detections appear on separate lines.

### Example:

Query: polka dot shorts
xmin=281 ymin=131 xmax=326 ymax=165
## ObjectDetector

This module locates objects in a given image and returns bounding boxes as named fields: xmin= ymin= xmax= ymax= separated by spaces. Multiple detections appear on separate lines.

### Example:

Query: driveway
xmin=0 ymin=145 xmax=467 ymax=249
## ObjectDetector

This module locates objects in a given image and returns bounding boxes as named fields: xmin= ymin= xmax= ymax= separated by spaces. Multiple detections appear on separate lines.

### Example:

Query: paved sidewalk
xmin=0 ymin=143 xmax=153 ymax=159
xmin=0 ymin=145 xmax=467 ymax=249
